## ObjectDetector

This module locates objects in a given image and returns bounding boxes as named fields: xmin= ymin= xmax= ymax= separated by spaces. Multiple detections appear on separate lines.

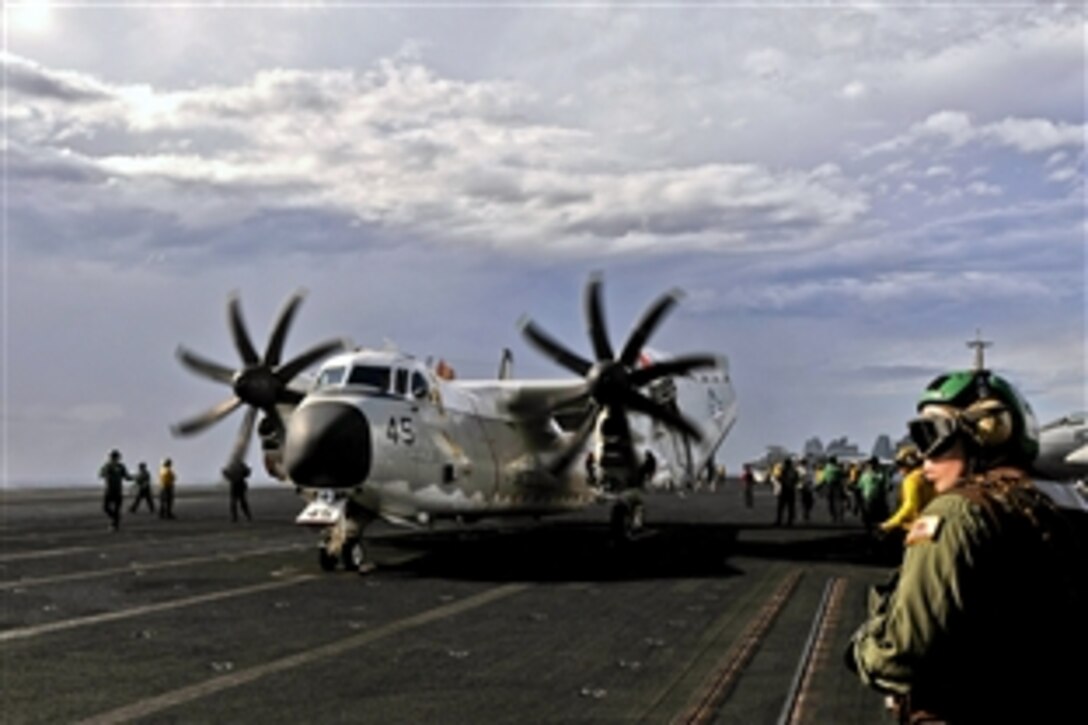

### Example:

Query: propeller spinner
xmin=172 ymin=291 xmax=348 ymax=476
xmin=520 ymin=274 xmax=716 ymax=480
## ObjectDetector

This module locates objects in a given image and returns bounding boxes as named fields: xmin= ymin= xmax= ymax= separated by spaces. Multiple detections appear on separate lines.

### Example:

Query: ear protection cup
xmin=960 ymin=399 xmax=1013 ymax=448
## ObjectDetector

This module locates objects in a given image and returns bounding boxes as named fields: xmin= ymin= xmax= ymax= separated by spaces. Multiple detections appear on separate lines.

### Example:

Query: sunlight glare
xmin=12 ymin=0 xmax=54 ymax=34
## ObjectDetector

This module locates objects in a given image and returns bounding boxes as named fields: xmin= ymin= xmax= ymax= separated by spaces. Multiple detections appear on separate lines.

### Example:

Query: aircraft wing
xmin=480 ymin=379 xmax=591 ymax=450
xmin=499 ymin=379 xmax=589 ymax=419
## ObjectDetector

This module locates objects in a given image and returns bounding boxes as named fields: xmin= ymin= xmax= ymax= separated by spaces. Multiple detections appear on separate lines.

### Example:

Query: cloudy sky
xmin=3 ymin=2 xmax=1084 ymax=486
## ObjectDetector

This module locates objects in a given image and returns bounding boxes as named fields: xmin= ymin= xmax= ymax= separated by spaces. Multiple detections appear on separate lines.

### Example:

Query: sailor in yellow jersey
xmin=158 ymin=458 xmax=177 ymax=519
xmin=879 ymin=444 xmax=935 ymax=535
xmin=847 ymin=369 xmax=1086 ymax=723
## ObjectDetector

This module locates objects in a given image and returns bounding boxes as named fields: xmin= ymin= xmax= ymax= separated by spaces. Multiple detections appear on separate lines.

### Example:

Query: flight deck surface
xmin=2 ymin=483 xmax=896 ymax=723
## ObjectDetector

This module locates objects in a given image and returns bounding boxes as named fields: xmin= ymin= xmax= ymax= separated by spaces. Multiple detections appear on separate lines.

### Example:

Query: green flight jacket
xmin=849 ymin=475 xmax=1085 ymax=722
xmin=857 ymin=468 xmax=886 ymax=504
xmin=99 ymin=461 xmax=130 ymax=495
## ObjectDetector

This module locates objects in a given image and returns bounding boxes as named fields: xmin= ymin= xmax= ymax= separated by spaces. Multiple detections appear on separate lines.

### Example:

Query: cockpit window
xmin=315 ymin=366 xmax=346 ymax=388
xmin=348 ymin=365 xmax=391 ymax=392
xmin=411 ymin=372 xmax=429 ymax=399
xmin=395 ymin=369 xmax=408 ymax=396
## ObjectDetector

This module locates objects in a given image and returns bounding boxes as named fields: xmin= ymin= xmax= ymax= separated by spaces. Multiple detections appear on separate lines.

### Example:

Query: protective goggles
xmin=907 ymin=414 xmax=962 ymax=459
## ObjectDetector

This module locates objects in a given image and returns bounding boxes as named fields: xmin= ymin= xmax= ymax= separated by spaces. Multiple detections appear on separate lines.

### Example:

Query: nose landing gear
xmin=297 ymin=492 xmax=375 ymax=574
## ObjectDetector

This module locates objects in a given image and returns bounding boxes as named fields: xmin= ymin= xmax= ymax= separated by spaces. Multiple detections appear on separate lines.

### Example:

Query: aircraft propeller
xmin=520 ymin=274 xmax=716 ymax=480
xmin=172 ymin=291 xmax=348 ymax=477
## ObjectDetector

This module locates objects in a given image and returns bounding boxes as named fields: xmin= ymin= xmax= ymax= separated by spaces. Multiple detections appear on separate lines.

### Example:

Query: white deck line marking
xmin=77 ymin=583 xmax=529 ymax=725
xmin=0 ymin=575 xmax=315 ymax=643
xmin=0 ymin=526 xmax=295 ymax=547
xmin=0 ymin=545 xmax=91 ymax=562
xmin=0 ymin=542 xmax=307 ymax=590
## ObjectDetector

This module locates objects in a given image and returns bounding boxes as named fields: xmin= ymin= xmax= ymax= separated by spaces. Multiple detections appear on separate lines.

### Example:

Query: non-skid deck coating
xmin=2 ymin=483 xmax=898 ymax=724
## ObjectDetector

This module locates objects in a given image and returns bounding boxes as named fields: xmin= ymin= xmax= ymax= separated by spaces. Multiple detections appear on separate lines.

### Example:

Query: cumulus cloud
xmin=719 ymin=270 xmax=1053 ymax=314
xmin=7 ymin=53 xmax=869 ymax=260
xmin=868 ymin=110 xmax=1085 ymax=156
xmin=839 ymin=81 xmax=867 ymax=100
xmin=2 ymin=52 xmax=111 ymax=103
xmin=742 ymin=47 xmax=789 ymax=82
xmin=985 ymin=117 xmax=1086 ymax=153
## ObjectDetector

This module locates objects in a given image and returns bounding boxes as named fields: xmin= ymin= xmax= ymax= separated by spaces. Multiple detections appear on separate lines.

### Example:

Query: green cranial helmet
xmin=914 ymin=369 xmax=1039 ymax=468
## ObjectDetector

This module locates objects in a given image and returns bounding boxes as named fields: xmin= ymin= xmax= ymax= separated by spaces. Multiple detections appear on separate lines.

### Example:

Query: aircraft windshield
xmin=348 ymin=365 xmax=391 ymax=392
xmin=315 ymin=366 xmax=346 ymax=388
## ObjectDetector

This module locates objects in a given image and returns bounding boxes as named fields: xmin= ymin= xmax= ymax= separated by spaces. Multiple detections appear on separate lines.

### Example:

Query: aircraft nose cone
xmin=284 ymin=402 xmax=371 ymax=489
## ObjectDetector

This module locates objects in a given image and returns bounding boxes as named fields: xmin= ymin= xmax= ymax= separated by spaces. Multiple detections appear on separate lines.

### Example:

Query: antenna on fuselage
xmin=498 ymin=348 xmax=513 ymax=380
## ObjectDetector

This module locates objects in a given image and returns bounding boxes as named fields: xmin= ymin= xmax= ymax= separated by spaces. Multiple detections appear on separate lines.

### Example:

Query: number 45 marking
xmin=386 ymin=417 xmax=415 ymax=446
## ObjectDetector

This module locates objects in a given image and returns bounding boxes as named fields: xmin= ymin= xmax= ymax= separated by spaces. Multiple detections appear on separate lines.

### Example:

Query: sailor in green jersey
xmin=129 ymin=461 xmax=156 ymax=513
xmin=99 ymin=449 xmax=132 ymax=531
xmin=846 ymin=369 xmax=1086 ymax=723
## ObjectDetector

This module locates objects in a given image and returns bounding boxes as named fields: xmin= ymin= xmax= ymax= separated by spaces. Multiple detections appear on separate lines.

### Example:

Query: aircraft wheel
xmin=341 ymin=538 xmax=366 ymax=571
xmin=318 ymin=547 xmax=338 ymax=572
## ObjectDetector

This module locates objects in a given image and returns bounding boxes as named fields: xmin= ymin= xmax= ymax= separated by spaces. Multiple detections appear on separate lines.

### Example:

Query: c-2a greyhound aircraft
xmin=173 ymin=276 xmax=738 ymax=572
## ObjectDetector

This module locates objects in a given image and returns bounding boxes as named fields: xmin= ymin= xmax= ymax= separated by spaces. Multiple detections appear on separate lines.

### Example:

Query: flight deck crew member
xmin=740 ymin=464 xmax=755 ymax=508
xmin=799 ymin=459 xmax=815 ymax=522
xmin=846 ymin=369 xmax=1086 ymax=723
xmin=774 ymin=457 xmax=798 ymax=526
xmin=879 ymin=444 xmax=934 ymax=536
xmin=857 ymin=456 xmax=889 ymax=535
xmin=129 ymin=461 xmax=155 ymax=513
xmin=820 ymin=456 xmax=845 ymax=523
xmin=224 ymin=460 xmax=253 ymax=522
xmin=158 ymin=458 xmax=177 ymax=519
xmin=99 ymin=449 xmax=132 ymax=531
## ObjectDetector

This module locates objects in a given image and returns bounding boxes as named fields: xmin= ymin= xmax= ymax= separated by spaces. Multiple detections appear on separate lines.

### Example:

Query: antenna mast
xmin=966 ymin=329 xmax=993 ymax=372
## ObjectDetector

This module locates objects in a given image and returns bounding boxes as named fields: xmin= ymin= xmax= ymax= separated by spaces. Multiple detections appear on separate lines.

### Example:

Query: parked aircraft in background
xmin=173 ymin=276 xmax=737 ymax=571
xmin=1033 ymin=412 xmax=1088 ymax=483
xmin=746 ymin=434 xmax=894 ymax=481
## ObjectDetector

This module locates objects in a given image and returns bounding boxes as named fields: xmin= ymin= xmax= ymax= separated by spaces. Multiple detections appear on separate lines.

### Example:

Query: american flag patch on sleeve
xmin=906 ymin=515 xmax=942 ymax=545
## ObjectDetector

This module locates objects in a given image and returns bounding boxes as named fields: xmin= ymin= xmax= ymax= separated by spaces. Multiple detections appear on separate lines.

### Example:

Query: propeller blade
xmin=176 ymin=346 xmax=236 ymax=385
xmin=263 ymin=290 xmax=305 ymax=368
xmin=585 ymin=274 xmax=615 ymax=363
xmin=228 ymin=294 xmax=261 ymax=367
xmin=277 ymin=388 xmax=306 ymax=406
xmin=520 ymin=319 xmax=593 ymax=377
xmin=548 ymin=404 xmax=600 ymax=476
xmin=621 ymin=389 xmax=703 ymax=441
xmin=275 ymin=338 xmax=348 ymax=384
xmin=629 ymin=354 xmax=718 ymax=388
xmin=172 ymin=396 xmax=243 ymax=436
xmin=226 ymin=406 xmax=257 ymax=473
xmin=619 ymin=289 xmax=681 ymax=367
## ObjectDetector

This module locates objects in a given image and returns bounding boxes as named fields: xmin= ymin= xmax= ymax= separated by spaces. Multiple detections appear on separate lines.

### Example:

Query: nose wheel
xmin=318 ymin=546 xmax=339 ymax=572
xmin=313 ymin=504 xmax=374 ymax=574
xmin=341 ymin=538 xmax=366 ymax=571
